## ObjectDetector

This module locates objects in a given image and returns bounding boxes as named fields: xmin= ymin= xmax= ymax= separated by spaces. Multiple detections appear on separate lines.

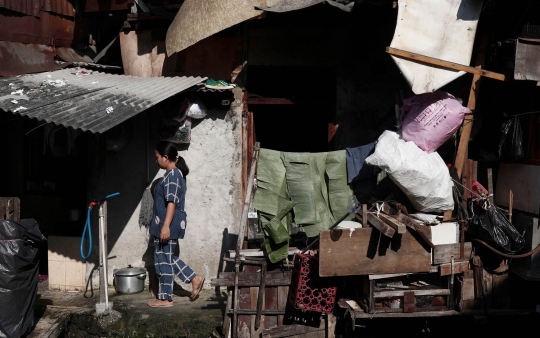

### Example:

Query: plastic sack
xmin=498 ymin=116 xmax=524 ymax=161
xmin=186 ymin=100 xmax=207 ymax=119
xmin=365 ymin=130 xmax=454 ymax=212
xmin=478 ymin=206 xmax=525 ymax=254
xmin=160 ymin=117 xmax=192 ymax=144
xmin=401 ymin=91 xmax=471 ymax=153
xmin=0 ymin=219 xmax=45 ymax=338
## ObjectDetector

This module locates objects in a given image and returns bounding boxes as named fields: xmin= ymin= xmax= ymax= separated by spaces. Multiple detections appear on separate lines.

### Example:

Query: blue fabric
xmin=346 ymin=142 xmax=376 ymax=183
xmin=150 ymin=168 xmax=187 ymax=240
xmin=154 ymin=238 xmax=196 ymax=301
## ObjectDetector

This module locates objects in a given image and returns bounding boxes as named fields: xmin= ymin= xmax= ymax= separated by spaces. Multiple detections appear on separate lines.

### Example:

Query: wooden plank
xmin=264 ymin=286 xmax=278 ymax=329
xmin=211 ymin=271 xmax=293 ymax=287
xmin=439 ymin=261 xmax=470 ymax=276
xmin=386 ymin=46 xmax=505 ymax=81
xmin=454 ymin=35 xmax=489 ymax=180
xmin=362 ymin=204 xmax=368 ymax=227
xmin=403 ymin=291 xmax=415 ymax=313
xmin=277 ymin=286 xmax=288 ymax=326
xmin=261 ymin=323 xmax=324 ymax=338
xmin=487 ymin=168 xmax=494 ymax=205
xmin=229 ymin=247 xmax=300 ymax=258
xmin=374 ymin=289 xmax=450 ymax=298
xmin=433 ymin=242 xmax=472 ymax=264
xmin=379 ymin=203 xmax=435 ymax=248
xmin=366 ymin=213 xmax=395 ymax=238
xmin=319 ymin=227 xmax=432 ymax=277
xmin=378 ymin=213 xmax=407 ymax=234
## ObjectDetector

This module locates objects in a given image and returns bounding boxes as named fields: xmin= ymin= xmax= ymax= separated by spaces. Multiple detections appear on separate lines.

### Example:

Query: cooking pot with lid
xmin=113 ymin=265 xmax=146 ymax=294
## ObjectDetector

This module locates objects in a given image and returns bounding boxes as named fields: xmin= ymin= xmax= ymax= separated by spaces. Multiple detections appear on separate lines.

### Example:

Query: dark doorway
xmin=247 ymin=66 xmax=336 ymax=152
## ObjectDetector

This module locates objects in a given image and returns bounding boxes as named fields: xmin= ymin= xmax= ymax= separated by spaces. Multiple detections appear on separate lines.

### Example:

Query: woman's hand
xmin=160 ymin=225 xmax=170 ymax=242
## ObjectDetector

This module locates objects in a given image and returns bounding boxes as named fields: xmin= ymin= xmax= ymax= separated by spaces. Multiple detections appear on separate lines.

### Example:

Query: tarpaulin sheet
xmin=166 ymin=0 xmax=278 ymax=56
xmin=389 ymin=0 xmax=483 ymax=94
xmin=256 ymin=0 xmax=355 ymax=12
xmin=0 ymin=219 xmax=46 ymax=338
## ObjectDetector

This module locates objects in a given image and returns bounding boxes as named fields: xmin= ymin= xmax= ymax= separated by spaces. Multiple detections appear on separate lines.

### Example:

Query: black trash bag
xmin=498 ymin=116 xmax=524 ymax=161
xmin=0 ymin=219 xmax=45 ymax=338
xmin=477 ymin=207 xmax=525 ymax=254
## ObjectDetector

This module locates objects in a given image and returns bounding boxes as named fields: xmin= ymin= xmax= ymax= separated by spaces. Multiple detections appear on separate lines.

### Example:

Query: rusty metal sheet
xmin=0 ymin=0 xmax=75 ymax=17
xmin=0 ymin=41 xmax=68 ymax=77
xmin=0 ymin=10 xmax=75 ymax=46
xmin=515 ymin=25 xmax=540 ymax=82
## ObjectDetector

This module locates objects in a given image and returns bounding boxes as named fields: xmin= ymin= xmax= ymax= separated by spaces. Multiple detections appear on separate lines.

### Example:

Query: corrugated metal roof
xmin=0 ymin=68 xmax=207 ymax=134
xmin=0 ymin=0 xmax=75 ymax=17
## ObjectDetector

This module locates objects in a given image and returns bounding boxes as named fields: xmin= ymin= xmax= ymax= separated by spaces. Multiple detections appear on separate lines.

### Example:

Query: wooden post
xmin=509 ymin=190 xmax=513 ymax=224
xmin=444 ymin=35 xmax=490 ymax=222
xmin=487 ymin=168 xmax=494 ymax=205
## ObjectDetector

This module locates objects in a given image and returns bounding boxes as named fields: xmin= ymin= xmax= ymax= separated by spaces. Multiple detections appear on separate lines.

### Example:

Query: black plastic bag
xmin=0 ymin=219 xmax=45 ymax=338
xmin=478 ymin=206 xmax=525 ymax=254
xmin=498 ymin=116 xmax=524 ymax=161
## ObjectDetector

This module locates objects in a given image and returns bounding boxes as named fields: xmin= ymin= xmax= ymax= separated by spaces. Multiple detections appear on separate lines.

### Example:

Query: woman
xmin=147 ymin=141 xmax=205 ymax=308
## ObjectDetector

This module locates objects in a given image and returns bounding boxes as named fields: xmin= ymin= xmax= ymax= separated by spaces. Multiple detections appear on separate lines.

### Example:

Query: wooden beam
xmin=378 ymin=213 xmax=407 ymax=234
xmin=366 ymin=213 xmax=396 ymax=238
xmin=454 ymin=35 xmax=489 ymax=179
xmin=211 ymin=271 xmax=292 ymax=287
xmin=319 ymin=228 xmax=432 ymax=277
xmin=374 ymin=289 xmax=450 ymax=298
xmin=386 ymin=46 xmax=505 ymax=81
xmin=433 ymin=243 xmax=473 ymax=265
xmin=379 ymin=203 xmax=435 ymax=248
xmin=439 ymin=261 xmax=470 ymax=276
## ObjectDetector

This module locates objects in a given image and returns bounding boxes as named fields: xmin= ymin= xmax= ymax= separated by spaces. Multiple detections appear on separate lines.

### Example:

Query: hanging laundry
xmin=345 ymin=142 xmax=376 ymax=184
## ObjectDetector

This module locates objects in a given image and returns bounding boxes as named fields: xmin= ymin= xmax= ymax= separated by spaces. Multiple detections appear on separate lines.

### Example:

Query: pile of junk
xmin=212 ymin=89 xmax=540 ymax=338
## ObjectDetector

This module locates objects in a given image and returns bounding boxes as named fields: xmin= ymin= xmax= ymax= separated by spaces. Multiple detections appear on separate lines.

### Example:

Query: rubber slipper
xmin=147 ymin=299 xmax=173 ymax=308
xmin=190 ymin=277 xmax=205 ymax=300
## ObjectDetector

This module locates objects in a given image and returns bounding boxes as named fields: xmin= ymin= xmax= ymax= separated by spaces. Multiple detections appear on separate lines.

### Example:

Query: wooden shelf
xmin=373 ymin=288 xmax=450 ymax=298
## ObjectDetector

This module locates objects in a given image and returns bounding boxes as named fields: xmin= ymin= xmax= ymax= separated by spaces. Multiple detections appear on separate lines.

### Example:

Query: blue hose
xmin=80 ymin=192 xmax=120 ymax=260
xmin=80 ymin=206 xmax=94 ymax=260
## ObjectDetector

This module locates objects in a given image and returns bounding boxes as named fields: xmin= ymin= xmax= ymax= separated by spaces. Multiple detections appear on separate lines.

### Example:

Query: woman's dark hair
xmin=155 ymin=141 xmax=189 ymax=177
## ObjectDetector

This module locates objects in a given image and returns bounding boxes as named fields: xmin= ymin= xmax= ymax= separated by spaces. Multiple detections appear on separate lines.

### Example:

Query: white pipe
xmin=99 ymin=204 xmax=109 ymax=313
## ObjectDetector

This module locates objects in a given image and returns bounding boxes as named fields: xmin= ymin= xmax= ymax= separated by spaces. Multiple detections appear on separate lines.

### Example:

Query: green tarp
xmin=252 ymin=148 xmax=354 ymax=263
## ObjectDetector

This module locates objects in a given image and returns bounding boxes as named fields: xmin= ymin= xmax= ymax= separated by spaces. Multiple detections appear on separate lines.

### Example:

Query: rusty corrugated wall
xmin=0 ymin=0 xmax=75 ymax=17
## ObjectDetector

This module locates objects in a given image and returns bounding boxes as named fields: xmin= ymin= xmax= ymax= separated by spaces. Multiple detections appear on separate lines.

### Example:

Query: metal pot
xmin=113 ymin=265 xmax=146 ymax=294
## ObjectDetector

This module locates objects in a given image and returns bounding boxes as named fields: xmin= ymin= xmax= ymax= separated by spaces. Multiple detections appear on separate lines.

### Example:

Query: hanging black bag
xmin=477 ymin=206 xmax=525 ymax=254
xmin=498 ymin=115 xmax=524 ymax=161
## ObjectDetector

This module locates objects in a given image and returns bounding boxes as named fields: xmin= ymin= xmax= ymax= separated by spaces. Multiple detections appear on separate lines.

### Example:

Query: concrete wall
xmin=86 ymin=90 xmax=244 ymax=290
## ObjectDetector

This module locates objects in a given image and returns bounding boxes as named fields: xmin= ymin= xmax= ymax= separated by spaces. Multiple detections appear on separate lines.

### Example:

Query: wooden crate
xmin=0 ymin=197 xmax=20 ymax=221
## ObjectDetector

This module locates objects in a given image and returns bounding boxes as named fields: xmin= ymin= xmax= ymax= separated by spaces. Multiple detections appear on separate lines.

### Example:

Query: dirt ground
xmin=27 ymin=280 xmax=539 ymax=338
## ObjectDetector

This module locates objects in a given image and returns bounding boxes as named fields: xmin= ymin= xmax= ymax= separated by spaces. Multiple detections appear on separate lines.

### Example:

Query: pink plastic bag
xmin=401 ymin=91 xmax=471 ymax=153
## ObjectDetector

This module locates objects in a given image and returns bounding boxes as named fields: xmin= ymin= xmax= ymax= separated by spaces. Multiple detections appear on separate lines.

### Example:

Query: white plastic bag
xmin=187 ymin=101 xmax=207 ymax=119
xmin=365 ymin=131 xmax=454 ymax=212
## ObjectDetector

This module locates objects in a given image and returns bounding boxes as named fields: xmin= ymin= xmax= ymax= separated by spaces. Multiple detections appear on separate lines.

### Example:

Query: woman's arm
xmin=160 ymin=202 xmax=176 ymax=242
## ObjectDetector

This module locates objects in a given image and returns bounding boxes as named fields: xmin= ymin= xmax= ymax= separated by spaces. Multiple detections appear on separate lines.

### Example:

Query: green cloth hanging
xmin=326 ymin=150 xmax=355 ymax=221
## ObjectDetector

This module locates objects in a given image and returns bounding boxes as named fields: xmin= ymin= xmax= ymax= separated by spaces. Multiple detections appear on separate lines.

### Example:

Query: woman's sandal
xmin=190 ymin=277 xmax=205 ymax=301
xmin=147 ymin=299 xmax=174 ymax=307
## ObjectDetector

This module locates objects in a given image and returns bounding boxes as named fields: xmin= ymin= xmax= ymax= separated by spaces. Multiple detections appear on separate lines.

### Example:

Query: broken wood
xmin=433 ymin=243 xmax=473 ymax=265
xmin=211 ymin=271 xmax=292 ymax=287
xmin=386 ymin=46 xmax=505 ymax=81
xmin=374 ymin=289 xmax=450 ymax=298
xmin=379 ymin=203 xmax=435 ymax=248
xmin=366 ymin=213 xmax=396 ymax=238
xmin=377 ymin=213 xmax=407 ymax=234
xmin=319 ymin=227 xmax=432 ymax=277
xmin=439 ymin=261 xmax=470 ymax=276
